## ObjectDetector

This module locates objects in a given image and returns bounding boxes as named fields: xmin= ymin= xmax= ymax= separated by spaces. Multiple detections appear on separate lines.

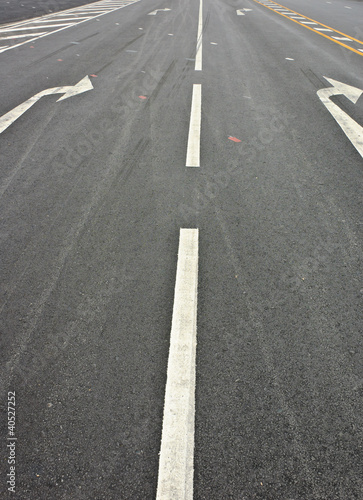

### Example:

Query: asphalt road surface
xmin=0 ymin=0 xmax=363 ymax=498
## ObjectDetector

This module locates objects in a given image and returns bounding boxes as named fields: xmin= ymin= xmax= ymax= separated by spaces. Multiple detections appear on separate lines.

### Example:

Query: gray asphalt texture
xmin=0 ymin=0 xmax=363 ymax=498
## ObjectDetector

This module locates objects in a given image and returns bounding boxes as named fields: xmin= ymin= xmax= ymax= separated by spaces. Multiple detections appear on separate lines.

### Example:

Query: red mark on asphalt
xmin=139 ymin=95 xmax=147 ymax=99
xmin=90 ymin=74 xmax=98 ymax=77
xmin=228 ymin=136 xmax=241 ymax=142
xmin=57 ymin=59 xmax=63 ymax=61
xmin=30 ymin=46 xmax=34 ymax=48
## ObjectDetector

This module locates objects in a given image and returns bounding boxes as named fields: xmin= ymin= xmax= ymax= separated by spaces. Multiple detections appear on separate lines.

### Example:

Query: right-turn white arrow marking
xmin=0 ymin=76 xmax=93 ymax=135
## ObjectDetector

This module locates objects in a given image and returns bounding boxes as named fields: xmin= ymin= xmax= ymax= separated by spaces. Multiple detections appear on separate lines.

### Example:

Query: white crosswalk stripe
xmin=0 ymin=0 xmax=140 ymax=53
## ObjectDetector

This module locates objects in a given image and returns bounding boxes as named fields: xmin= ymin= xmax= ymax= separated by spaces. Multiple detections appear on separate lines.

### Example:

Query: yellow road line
xmin=253 ymin=0 xmax=363 ymax=57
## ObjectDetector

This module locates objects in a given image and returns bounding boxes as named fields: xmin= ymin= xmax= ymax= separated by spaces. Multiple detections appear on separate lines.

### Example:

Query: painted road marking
xmin=237 ymin=8 xmax=253 ymax=14
xmin=0 ymin=24 xmax=71 ymax=30
xmin=26 ymin=17 xmax=89 ymax=22
xmin=254 ymin=0 xmax=363 ymax=56
xmin=0 ymin=76 xmax=93 ymax=135
xmin=195 ymin=0 xmax=203 ymax=70
xmin=186 ymin=84 xmax=202 ymax=167
xmin=156 ymin=228 xmax=198 ymax=500
xmin=148 ymin=8 xmax=171 ymax=15
xmin=333 ymin=36 xmax=353 ymax=41
xmin=0 ymin=0 xmax=141 ymax=54
xmin=29 ymin=17 xmax=91 ymax=21
xmin=318 ymin=77 xmax=363 ymax=158
xmin=0 ymin=33 xmax=47 ymax=40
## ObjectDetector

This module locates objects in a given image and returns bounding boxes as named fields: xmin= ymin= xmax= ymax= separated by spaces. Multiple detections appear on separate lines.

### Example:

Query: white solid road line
xmin=28 ymin=18 xmax=91 ymax=23
xmin=0 ymin=33 xmax=47 ymax=40
xmin=156 ymin=228 xmax=199 ymax=500
xmin=0 ymin=25 xmax=71 ymax=31
xmin=186 ymin=84 xmax=202 ymax=167
xmin=195 ymin=0 xmax=203 ymax=70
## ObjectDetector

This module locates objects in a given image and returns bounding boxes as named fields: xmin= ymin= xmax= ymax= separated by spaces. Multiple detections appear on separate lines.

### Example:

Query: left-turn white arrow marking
xmin=148 ymin=8 xmax=171 ymax=15
xmin=317 ymin=76 xmax=363 ymax=158
xmin=0 ymin=75 xmax=93 ymax=135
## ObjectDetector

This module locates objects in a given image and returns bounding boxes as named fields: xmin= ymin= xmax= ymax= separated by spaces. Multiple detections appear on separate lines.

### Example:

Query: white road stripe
xmin=195 ymin=0 xmax=203 ymax=71
xmin=0 ymin=24 xmax=71 ymax=31
xmin=68 ymin=10 xmax=106 ymax=13
xmin=42 ymin=13 xmax=94 ymax=17
xmin=0 ymin=33 xmax=47 ymax=39
xmin=156 ymin=228 xmax=199 ymax=500
xmin=332 ymin=36 xmax=352 ymax=41
xmin=314 ymin=28 xmax=333 ymax=31
xmin=28 ymin=17 xmax=91 ymax=22
xmin=186 ymin=84 xmax=202 ymax=168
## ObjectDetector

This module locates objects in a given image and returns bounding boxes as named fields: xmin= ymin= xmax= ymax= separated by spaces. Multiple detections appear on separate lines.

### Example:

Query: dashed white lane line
xmin=333 ymin=36 xmax=353 ymax=41
xmin=186 ymin=84 xmax=202 ymax=168
xmin=156 ymin=228 xmax=199 ymax=500
xmin=195 ymin=0 xmax=203 ymax=71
